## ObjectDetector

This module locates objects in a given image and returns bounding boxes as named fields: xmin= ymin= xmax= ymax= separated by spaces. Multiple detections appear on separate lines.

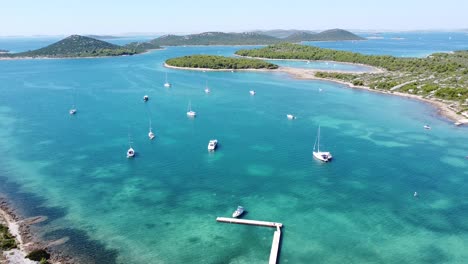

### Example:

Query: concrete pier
xmin=216 ymin=217 xmax=283 ymax=264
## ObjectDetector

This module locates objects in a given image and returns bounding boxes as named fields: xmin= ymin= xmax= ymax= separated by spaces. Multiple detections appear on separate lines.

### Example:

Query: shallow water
xmin=0 ymin=34 xmax=468 ymax=263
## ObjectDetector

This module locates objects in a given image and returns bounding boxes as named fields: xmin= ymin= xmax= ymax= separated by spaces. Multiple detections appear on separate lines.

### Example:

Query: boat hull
xmin=313 ymin=151 xmax=332 ymax=162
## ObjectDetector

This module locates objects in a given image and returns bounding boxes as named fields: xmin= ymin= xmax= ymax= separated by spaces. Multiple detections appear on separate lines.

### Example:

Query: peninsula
xmin=235 ymin=43 xmax=468 ymax=120
xmin=146 ymin=29 xmax=363 ymax=46
xmin=0 ymin=35 xmax=159 ymax=59
xmin=165 ymin=55 xmax=278 ymax=70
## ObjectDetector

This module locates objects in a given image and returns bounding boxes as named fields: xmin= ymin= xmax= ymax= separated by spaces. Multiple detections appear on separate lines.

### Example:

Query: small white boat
xmin=143 ymin=95 xmax=149 ymax=102
xmin=232 ymin=206 xmax=244 ymax=218
xmin=313 ymin=126 xmax=332 ymax=162
xmin=69 ymin=88 xmax=77 ymax=115
xmin=423 ymin=124 xmax=431 ymax=130
xmin=414 ymin=192 xmax=418 ymax=197
xmin=249 ymin=90 xmax=256 ymax=95
xmin=187 ymin=100 xmax=196 ymax=117
xmin=455 ymin=122 xmax=462 ymax=126
xmin=164 ymin=73 xmax=171 ymax=87
xmin=148 ymin=131 xmax=155 ymax=140
xmin=287 ymin=114 xmax=296 ymax=120
xmin=208 ymin=139 xmax=218 ymax=151
xmin=127 ymin=147 xmax=135 ymax=158
xmin=148 ymin=119 xmax=155 ymax=140
xmin=204 ymin=81 xmax=210 ymax=93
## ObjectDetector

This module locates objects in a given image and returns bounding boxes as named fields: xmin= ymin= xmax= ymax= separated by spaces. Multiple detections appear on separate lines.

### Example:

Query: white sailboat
xmin=204 ymin=81 xmax=211 ymax=93
xmin=148 ymin=119 xmax=155 ymax=140
xmin=164 ymin=73 xmax=171 ymax=87
xmin=187 ymin=100 xmax=196 ymax=117
xmin=313 ymin=126 xmax=332 ymax=162
xmin=69 ymin=87 xmax=77 ymax=115
xmin=127 ymin=134 xmax=135 ymax=158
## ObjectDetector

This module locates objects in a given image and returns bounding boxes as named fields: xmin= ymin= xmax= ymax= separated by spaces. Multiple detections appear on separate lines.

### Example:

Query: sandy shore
xmin=164 ymin=63 xmax=466 ymax=123
xmin=0 ymin=198 xmax=75 ymax=264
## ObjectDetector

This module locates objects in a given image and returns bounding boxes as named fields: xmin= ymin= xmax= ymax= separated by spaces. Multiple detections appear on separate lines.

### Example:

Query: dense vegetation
xmin=149 ymin=29 xmax=363 ymax=46
xmin=0 ymin=49 xmax=8 ymax=53
xmin=26 ymin=249 xmax=50 ymax=262
xmin=237 ymin=43 xmax=468 ymax=105
xmin=0 ymin=224 xmax=17 ymax=250
xmin=166 ymin=55 xmax=278 ymax=69
xmin=236 ymin=43 xmax=466 ymax=73
xmin=0 ymin=35 xmax=155 ymax=58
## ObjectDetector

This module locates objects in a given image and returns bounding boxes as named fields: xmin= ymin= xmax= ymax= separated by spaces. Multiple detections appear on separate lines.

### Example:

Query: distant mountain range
xmin=0 ymin=29 xmax=364 ymax=59
xmin=147 ymin=29 xmax=364 ymax=46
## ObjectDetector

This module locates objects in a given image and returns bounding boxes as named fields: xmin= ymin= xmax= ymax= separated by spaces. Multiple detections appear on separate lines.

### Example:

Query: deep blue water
xmin=0 ymin=33 xmax=468 ymax=264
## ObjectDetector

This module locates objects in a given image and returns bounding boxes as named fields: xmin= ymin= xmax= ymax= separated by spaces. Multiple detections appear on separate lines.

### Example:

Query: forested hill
xmin=149 ymin=29 xmax=364 ymax=46
xmin=284 ymin=29 xmax=365 ymax=42
xmin=150 ymin=32 xmax=279 ymax=46
xmin=0 ymin=35 xmax=156 ymax=58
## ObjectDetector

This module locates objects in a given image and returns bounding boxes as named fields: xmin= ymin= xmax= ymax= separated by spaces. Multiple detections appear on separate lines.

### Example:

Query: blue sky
xmin=1 ymin=0 xmax=467 ymax=35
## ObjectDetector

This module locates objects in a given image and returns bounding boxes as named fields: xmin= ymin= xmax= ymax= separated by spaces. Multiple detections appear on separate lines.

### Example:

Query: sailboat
xmin=164 ymin=73 xmax=171 ymax=87
xmin=127 ymin=133 xmax=135 ymax=158
xmin=69 ymin=87 xmax=77 ymax=115
xmin=204 ymin=81 xmax=211 ymax=93
xmin=313 ymin=126 xmax=332 ymax=162
xmin=187 ymin=100 xmax=196 ymax=117
xmin=148 ymin=119 xmax=155 ymax=140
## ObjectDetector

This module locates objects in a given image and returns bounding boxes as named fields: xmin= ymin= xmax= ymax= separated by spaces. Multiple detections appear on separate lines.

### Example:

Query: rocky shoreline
xmin=0 ymin=198 xmax=75 ymax=264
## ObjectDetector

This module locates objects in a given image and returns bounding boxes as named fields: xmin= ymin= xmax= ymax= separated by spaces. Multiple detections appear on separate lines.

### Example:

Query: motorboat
xmin=423 ymin=124 xmax=431 ymax=130
xmin=208 ymin=139 xmax=218 ymax=151
xmin=287 ymin=114 xmax=296 ymax=120
xmin=313 ymin=126 xmax=332 ymax=162
xmin=127 ymin=147 xmax=135 ymax=158
xmin=69 ymin=108 xmax=77 ymax=115
xmin=249 ymin=90 xmax=256 ymax=95
xmin=143 ymin=95 xmax=149 ymax=102
xmin=232 ymin=206 xmax=244 ymax=218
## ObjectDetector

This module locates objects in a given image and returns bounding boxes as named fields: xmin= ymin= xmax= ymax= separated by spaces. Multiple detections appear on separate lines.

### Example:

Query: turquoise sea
xmin=1 ymin=32 xmax=468 ymax=263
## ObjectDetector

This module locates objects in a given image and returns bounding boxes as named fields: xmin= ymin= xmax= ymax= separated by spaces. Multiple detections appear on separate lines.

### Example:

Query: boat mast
xmin=317 ymin=126 xmax=321 ymax=152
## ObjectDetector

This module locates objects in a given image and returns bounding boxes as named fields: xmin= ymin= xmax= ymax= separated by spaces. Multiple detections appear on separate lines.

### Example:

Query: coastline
xmin=0 ymin=198 xmax=74 ymax=264
xmin=0 ymin=48 xmax=163 ymax=61
xmin=164 ymin=63 xmax=466 ymax=123
xmin=164 ymin=62 xmax=276 ymax=72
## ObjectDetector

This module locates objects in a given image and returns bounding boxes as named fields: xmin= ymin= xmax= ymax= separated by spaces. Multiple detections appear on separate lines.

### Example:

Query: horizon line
xmin=0 ymin=28 xmax=467 ymax=38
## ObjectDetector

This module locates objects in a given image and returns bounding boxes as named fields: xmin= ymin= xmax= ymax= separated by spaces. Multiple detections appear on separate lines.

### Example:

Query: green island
xmin=0 ymin=35 xmax=160 ymax=59
xmin=235 ymin=43 xmax=468 ymax=113
xmin=148 ymin=29 xmax=363 ymax=46
xmin=165 ymin=55 xmax=278 ymax=70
